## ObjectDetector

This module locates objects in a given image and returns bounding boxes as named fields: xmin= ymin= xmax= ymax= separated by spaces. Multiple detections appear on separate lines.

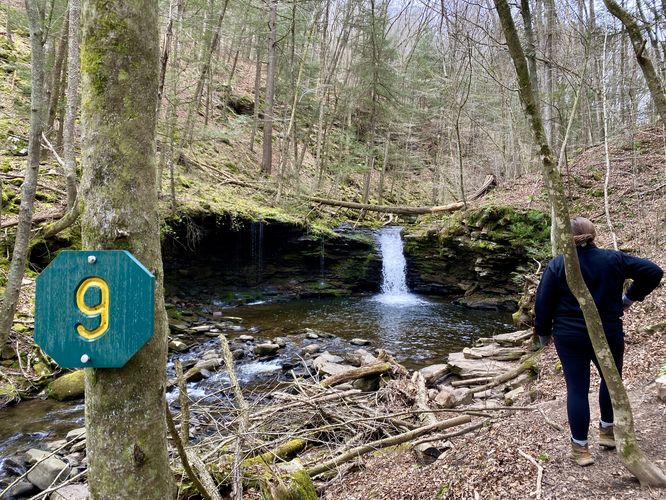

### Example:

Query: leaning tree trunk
xmin=0 ymin=0 xmax=45 ymax=351
xmin=79 ymin=0 xmax=174 ymax=497
xmin=603 ymin=0 xmax=666 ymax=124
xmin=494 ymin=0 xmax=666 ymax=487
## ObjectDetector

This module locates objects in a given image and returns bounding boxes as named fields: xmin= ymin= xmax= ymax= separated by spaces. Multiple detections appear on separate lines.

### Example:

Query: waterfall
xmin=375 ymin=227 xmax=425 ymax=305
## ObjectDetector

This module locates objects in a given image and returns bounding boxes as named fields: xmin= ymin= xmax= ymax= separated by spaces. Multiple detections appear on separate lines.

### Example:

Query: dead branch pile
xmin=169 ymin=335 xmax=538 ymax=498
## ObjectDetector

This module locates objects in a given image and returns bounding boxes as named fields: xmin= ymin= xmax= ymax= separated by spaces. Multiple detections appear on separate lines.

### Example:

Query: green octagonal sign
xmin=34 ymin=250 xmax=155 ymax=368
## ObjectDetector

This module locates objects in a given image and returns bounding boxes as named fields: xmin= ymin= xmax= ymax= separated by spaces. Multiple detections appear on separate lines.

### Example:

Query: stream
xmin=0 ymin=226 xmax=515 ymax=482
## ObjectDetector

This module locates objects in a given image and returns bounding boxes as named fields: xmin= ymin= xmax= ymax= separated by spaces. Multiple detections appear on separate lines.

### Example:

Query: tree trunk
xmin=249 ymin=52 xmax=262 ymax=153
xmin=62 ymin=0 xmax=80 ymax=210
xmin=261 ymin=0 xmax=278 ymax=174
xmin=79 ymin=0 xmax=174 ymax=496
xmin=46 ymin=10 xmax=69 ymax=137
xmin=0 ymin=0 xmax=46 ymax=351
xmin=494 ymin=0 xmax=666 ymax=486
xmin=603 ymin=0 xmax=666 ymax=123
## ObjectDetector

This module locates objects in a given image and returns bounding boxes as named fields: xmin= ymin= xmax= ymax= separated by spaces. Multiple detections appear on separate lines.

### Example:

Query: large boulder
xmin=27 ymin=456 xmax=70 ymax=490
xmin=47 ymin=371 xmax=85 ymax=401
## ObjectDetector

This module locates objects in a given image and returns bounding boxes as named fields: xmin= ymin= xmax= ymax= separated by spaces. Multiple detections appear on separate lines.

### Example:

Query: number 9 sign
xmin=35 ymin=251 xmax=155 ymax=368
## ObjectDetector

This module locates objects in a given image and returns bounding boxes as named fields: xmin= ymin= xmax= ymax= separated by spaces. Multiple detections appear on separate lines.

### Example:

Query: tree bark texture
xmin=603 ymin=0 xmax=666 ymax=124
xmin=494 ymin=0 xmax=666 ymax=486
xmin=261 ymin=0 xmax=278 ymax=174
xmin=79 ymin=0 xmax=174 ymax=497
xmin=0 ymin=0 xmax=45 ymax=350
xmin=62 ymin=0 xmax=80 ymax=210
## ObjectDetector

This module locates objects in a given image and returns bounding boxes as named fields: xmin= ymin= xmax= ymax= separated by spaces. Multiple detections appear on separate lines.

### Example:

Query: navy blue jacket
xmin=534 ymin=244 xmax=663 ymax=338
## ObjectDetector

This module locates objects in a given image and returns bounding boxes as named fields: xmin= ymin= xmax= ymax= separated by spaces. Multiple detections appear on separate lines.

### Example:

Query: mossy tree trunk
xmin=0 ymin=0 xmax=45 ymax=352
xmin=80 ymin=0 xmax=174 ymax=497
xmin=493 ymin=0 xmax=666 ymax=487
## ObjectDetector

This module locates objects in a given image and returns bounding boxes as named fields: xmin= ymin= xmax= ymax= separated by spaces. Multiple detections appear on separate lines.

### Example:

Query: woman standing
xmin=534 ymin=217 xmax=663 ymax=466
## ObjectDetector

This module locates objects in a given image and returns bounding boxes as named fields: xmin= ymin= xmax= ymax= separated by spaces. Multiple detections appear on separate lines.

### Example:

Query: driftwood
xmin=469 ymin=355 xmax=537 ymax=395
xmin=412 ymin=371 xmax=444 ymax=463
xmin=308 ymin=175 xmax=495 ymax=215
xmin=320 ymin=362 xmax=391 ymax=388
xmin=306 ymin=414 xmax=471 ymax=477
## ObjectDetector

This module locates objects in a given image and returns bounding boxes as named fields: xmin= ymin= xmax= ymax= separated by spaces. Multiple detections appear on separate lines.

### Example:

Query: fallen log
xmin=307 ymin=175 xmax=495 ymax=215
xmin=412 ymin=371 xmax=444 ymax=463
xmin=320 ymin=362 xmax=391 ymax=388
xmin=469 ymin=355 xmax=538 ymax=395
xmin=306 ymin=414 xmax=471 ymax=477
xmin=450 ymin=376 xmax=493 ymax=388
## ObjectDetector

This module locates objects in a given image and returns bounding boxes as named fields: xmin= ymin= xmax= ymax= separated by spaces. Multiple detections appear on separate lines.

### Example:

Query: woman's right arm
xmin=534 ymin=265 xmax=558 ymax=339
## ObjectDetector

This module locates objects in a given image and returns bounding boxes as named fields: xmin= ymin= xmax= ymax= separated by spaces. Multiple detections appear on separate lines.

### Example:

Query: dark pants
xmin=553 ymin=334 xmax=624 ymax=441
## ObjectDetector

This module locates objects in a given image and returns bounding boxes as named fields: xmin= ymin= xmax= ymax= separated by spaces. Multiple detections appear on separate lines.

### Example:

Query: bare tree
xmin=494 ymin=0 xmax=666 ymax=486
xmin=0 ymin=0 xmax=46 ymax=351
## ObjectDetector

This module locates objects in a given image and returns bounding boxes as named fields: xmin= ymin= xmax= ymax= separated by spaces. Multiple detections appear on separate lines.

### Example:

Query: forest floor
xmin=322 ymin=126 xmax=666 ymax=499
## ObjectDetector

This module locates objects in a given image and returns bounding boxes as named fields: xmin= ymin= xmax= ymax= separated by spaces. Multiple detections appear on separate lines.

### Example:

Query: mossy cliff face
xmin=403 ymin=206 xmax=549 ymax=309
xmin=162 ymin=214 xmax=381 ymax=302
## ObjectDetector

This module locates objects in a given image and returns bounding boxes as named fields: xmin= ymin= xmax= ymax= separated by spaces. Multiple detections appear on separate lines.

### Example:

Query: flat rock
xmin=168 ymin=320 xmax=189 ymax=333
xmin=305 ymin=332 xmax=320 ymax=339
xmin=51 ymin=483 xmax=90 ymax=500
xmin=475 ymin=329 xmax=532 ymax=347
xmin=313 ymin=352 xmax=345 ymax=371
xmin=66 ymin=428 xmax=86 ymax=441
xmin=463 ymin=343 xmax=525 ymax=361
xmin=190 ymin=325 xmax=212 ymax=333
xmin=447 ymin=352 xmax=517 ymax=379
xmin=46 ymin=439 xmax=68 ymax=451
xmin=420 ymin=364 xmax=449 ymax=386
xmin=656 ymin=375 xmax=666 ymax=402
xmin=27 ymin=456 xmax=70 ymax=490
xmin=25 ymin=449 xmax=50 ymax=464
xmin=350 ymin=338 xmax=372 ymax=346
xmin=316 ymin=362 xmax=355 ymax=377
xmin=238 ymin=335 xmax=255 ymax=342
xmin=255 ymin=343 xmax=280 ymax=356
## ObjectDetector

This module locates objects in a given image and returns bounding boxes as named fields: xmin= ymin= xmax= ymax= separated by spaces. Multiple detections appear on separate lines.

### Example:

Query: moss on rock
xmin=47 ymin=370 xmax=85 ymax=401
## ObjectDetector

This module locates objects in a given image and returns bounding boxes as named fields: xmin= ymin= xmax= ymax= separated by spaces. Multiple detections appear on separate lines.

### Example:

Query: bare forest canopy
xmin=4 ymin=0 xmax=666 ymax=214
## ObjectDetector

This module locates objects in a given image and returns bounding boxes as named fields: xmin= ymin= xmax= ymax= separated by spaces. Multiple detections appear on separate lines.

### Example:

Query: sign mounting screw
xmin=81 ymin=354 xmax=90 ymax=363
xmin=88 ymin=256 xmax=96 ymax=264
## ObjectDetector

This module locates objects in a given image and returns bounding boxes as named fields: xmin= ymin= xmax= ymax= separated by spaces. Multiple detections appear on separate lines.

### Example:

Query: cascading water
xmin=374 ymin=226 xmax=426 ymax=305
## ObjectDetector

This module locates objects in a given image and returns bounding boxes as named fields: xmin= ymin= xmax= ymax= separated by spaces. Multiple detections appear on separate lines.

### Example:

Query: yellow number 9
xmin=76 ymin=277 xmax=110 ymax=340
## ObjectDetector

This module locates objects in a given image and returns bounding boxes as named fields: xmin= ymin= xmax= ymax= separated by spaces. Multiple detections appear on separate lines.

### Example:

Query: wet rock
xmin=47 ymin=371 xmax=85 ymax=401
xmin=168 ymin=319 xmax=190 ymax=333
xmin=255 ymin=343 xmax=280 ymax=356
xmin=301 ymin=344 xmax=321 ymax=355
xmin=305 ymin=331 xmax=319 ymax=340
xmin=202 ymin=350 xmax=218 ymax=360
xmin=6 ymin=479 xmax=36 ymax=498
xmin=212 ymin=311 xmax=224 ymax=317
xmin=232 ymin=349 xmax=245 ymax=360
xmin=238 ymin=335 xmax=255 ymax=342
xmin=51 ymin=483 xmax=90 ymax=500
xmin=350 ymin=338 xmax=371 ymax=346
xmin=274 ymin=337 xmax=287 ymax=348
xmin=27 ymin=456 xmax=70 ymax=490
xmin=656 ymin=375 xmax=666 ymax=402
xmin=2 ymin=457 xmax=26 ymax=476
xmin=169 ymin=339 xmax=188 ymax=352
